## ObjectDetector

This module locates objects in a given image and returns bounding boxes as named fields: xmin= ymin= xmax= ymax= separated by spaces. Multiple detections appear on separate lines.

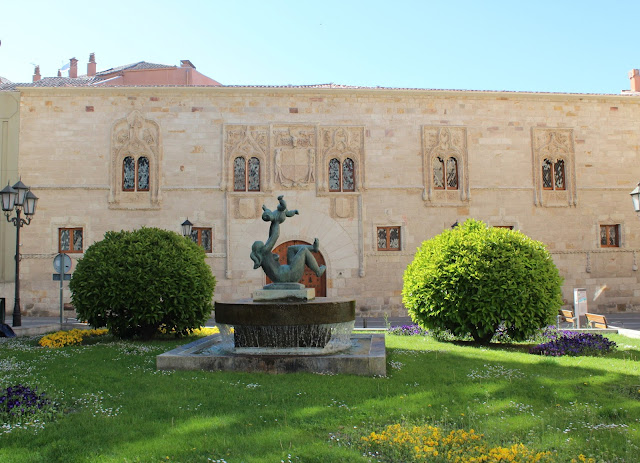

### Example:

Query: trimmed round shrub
xmin=70 ymin=227 xmax=216 ymax=339
xmin=402 ymin=219 xmax=563 ymax=343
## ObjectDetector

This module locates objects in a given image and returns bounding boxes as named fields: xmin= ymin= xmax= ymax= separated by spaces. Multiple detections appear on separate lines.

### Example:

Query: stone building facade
xmin=3 ymin=82 xmax=640 ymax=318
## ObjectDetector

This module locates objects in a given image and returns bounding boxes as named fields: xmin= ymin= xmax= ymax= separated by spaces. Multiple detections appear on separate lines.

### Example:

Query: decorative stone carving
xmin=422 ymin=126 xmax=469 ymax=204
xmin=109 ymin=110 xmax=161 ymax=209
xmin=532 ymin=128 xmax=576 ymax=207
xmin=236 ymin=197 xmax=258 ymax=219
xmin=332 ymin=197 xmax=354 ymax=219
xmin=271 ymin=125 xmax=316 ymax=188
xmin=318 ymin=126 xmax=364 ymax=193
xmin=223 ymin=125 xmax=269 ymax=192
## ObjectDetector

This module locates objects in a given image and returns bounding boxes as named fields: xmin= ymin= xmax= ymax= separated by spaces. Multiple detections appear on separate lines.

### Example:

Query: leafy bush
xmin=403 ymin=219 xmax=563 ymax=343
xmin=529 ymin=332 xmax=617 ymax=357
xmin=70 ymin=227 xmax=216 ymax=339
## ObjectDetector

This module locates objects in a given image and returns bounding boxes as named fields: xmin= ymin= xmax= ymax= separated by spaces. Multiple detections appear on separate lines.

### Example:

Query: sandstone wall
xmin=12 ymin=86 xmax=640 ymax=317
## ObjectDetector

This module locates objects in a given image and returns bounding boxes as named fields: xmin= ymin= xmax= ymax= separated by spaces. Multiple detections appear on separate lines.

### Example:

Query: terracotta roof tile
xmin=95 ymin=61 xmax=176 ymax=76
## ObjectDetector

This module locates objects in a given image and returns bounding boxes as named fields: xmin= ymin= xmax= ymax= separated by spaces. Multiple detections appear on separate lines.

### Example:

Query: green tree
xmin=402 ymin=219 xmax=563 ymax=343
xmin=69 ymin=227 xmax=216 ymax=339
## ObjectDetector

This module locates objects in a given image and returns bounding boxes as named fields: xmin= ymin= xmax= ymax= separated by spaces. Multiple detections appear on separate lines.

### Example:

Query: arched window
xmin=446 ymin=157 xmax=458 ymax=189
xmin=123 ymin=156 xmax=135 ymax=191
xmin=248 ymin=157 xmax=260 ymax=191
xmin=542 ymin=158 xmax=566 ymax=190
xmin=122 ymin=155 xmax=150 ymax=192
xmin=433 ymin=157 xmax=458 ymax=190
xmin=342 ymin=158 xmax=355 ymax=192
xmin=329 ymin=157 xmax=356 ymax=192
xmin=329 ymin=158 xmax=341 ymax=192
xmin=234 ymin=156 xmax=260 ymax=192
xmin=137 ymin=157 xmax=149 ymax=191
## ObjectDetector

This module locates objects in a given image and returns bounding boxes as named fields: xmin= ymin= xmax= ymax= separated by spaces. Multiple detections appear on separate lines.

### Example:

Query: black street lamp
xmin=181 ymin=218 xmax=193 ymax=238
xmin=1 ymin=180 xmax=38 ymax=327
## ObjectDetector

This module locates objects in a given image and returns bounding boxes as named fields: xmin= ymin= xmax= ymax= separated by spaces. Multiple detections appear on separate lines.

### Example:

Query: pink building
xmin=24 ymin=53 xmax=221 ymax=87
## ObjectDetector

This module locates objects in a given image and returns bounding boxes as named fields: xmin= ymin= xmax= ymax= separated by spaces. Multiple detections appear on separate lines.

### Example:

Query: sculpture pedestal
xmin=252 ymin=288 xmax=315 ymax=301
xmin=252 ymin=282 xmax=315 ymax=302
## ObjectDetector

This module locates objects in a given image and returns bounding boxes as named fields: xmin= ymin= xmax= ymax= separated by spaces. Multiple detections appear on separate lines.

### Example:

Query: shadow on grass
xmin=1 ymin=334 xmax=639 ymax=462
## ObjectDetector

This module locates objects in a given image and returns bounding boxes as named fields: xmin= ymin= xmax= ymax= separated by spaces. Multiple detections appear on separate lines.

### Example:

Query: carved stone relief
xmin=331 ymin=197 xmax=354 ymax=219
xmin=271 ymin=125 xmax=316 ymax=189
xmin=531 ymin=128 xmax=576 ymax=207
xmin=422 ymin=126 xmax=469 ymax=204
xmin=109 ymin=110 xmax=161 ymax=209
xmin=318 ymin=126 xmax=364 ymax=193
xmin=223 ymin=125 xmax=269 ymax=192
xmin=236 ymin=197 xmax=258 ymax=219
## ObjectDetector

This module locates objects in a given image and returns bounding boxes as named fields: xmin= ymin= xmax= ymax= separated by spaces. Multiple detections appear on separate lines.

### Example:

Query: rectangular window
xmin=377 ymin=226 xmax=401 ymax=251
xmin=190 ymin=227 xmax=213 ymax=253
xmin=600 ymin=225 xmax=619 ymax=247
xmin=59 ymin=228 xmax=83 ymax=253
xmin=494 ymin=225 xmax=514 ymax=230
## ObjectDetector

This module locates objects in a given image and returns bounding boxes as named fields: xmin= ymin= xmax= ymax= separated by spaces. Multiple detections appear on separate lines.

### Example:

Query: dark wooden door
xmin=265 ymin=240 xmax=326 ymax=297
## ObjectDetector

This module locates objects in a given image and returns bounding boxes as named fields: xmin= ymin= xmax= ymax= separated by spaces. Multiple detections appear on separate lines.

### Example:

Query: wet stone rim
xmin=214 ymin=298 xmax=356 ymax=326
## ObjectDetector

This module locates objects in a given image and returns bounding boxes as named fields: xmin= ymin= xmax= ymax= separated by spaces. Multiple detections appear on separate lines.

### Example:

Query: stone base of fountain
xmin=156 ymin=297 xmax=386 ymax=376
xmin=156 ymin=332 xmax=386 ymax=376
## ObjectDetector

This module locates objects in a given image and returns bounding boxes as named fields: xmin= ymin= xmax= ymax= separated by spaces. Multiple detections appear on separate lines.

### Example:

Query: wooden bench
xmin=585 ymin=313 xmax=608 ymax=329
xmin=558 ymin=309 xmax=576 ymax=327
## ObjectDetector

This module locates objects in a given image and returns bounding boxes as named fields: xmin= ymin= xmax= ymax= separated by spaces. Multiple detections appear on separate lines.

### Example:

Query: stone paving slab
xmin=157 ymin=332 xmax=387 ymax=376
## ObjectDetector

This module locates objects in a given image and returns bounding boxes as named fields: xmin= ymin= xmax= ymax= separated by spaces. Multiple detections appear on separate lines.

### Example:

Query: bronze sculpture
xmin=250 ymin=196 xmax=326 ymax=283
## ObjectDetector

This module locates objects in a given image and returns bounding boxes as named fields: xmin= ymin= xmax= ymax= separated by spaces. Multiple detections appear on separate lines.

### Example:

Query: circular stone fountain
xmin=215 ymin=297 xmax=355 ymax=355
xmin=156 ymin=196 xmax=385 ymax=376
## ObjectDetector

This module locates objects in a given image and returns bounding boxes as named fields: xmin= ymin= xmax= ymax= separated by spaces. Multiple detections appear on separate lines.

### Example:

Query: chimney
xmin=32 ymin=65 xmax=41 ymax=82
xmin=629 ymin=69 xmax=640 ymax=92
xmin=69 ymin=57 xmax=78 ymax=78
xmin=87 ymin=53 xmax=96 ymax=77
xmin=57 ymin=69 xmax=62 ymax=77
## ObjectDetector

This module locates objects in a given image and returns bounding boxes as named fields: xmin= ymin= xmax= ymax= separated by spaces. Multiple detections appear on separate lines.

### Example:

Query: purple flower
xmin=387 ymin=324 xmax=429 ymax=336
xmin=529 ymin=332 xmax=617 ymax=357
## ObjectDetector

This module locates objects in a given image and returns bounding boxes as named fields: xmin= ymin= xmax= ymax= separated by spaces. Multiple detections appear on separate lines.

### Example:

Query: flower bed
xmin=387 ymin=324 xmax=428 ymax=336
xmin=39 ymin=328 xmax=108 ymax=348
xmin=0 ymin=384 xmax=60 ymax=431
xmin=529 ymin=331 xmax=617 ymax=357
xmin=357 ymin=423 xmax=567 ymax=462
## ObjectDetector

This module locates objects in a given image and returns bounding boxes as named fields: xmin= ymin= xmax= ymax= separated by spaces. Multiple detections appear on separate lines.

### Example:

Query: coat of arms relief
xmin=272 ymin=125 xmax=316 ymax=188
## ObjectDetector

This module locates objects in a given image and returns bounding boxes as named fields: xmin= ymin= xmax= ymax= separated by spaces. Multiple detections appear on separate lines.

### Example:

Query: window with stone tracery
xmin=122 ymin=155 xmax=150 ymax=192
xmin=329 ymin=157 xmax=355 ymax=192
xmin=234 ymin=156 xmax=260 ymax=192
xmin=433 ymin=157 xmax=458 ymax=190
xmin=377 ymin=226 xmax=401 ymax=251
xmin=343 ymin=158 xmax=355 ymax=192
xmin=542 ymin=158 xmax=566 ymax=190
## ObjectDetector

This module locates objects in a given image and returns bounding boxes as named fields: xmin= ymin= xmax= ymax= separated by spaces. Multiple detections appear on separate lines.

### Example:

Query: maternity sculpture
xmin=250 ymin=196 xmax=325 ymax=284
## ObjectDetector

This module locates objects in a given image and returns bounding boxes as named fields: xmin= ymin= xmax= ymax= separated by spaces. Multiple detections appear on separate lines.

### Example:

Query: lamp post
xmin=181 ymin=218 xmax=193 ymax=238
xmin=631 ymin=182 xmax=640 ymax=213
xmin=1 ymin=180 xmax=38 ymax=327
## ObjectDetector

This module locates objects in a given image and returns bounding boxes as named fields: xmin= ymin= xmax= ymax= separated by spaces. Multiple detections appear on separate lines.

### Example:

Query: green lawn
xmin=1 ymin=331 xmax=639 ymax=462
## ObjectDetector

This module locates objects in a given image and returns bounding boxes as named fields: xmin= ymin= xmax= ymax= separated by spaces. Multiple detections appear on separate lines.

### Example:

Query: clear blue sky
xmin=0 ymin=0 xmax=637 ymax=94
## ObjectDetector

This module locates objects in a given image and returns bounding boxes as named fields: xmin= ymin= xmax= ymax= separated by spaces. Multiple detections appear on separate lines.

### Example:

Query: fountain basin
xmin=215 ymin=297 xmax=355 ymax=352
xmin=215 ymin=297 xmax=355 ymax=325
